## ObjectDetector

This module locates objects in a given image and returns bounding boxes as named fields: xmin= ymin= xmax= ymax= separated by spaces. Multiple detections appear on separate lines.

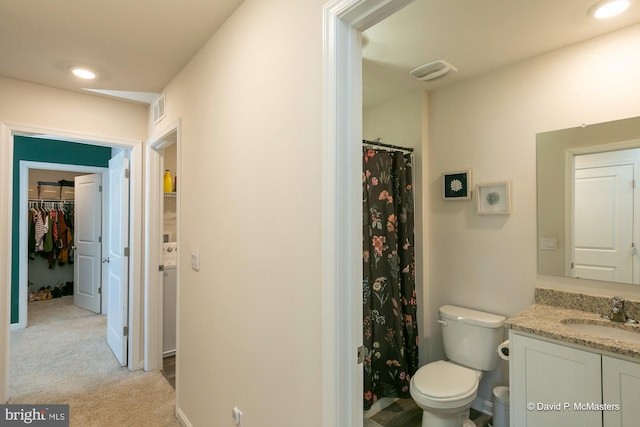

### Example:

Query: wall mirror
xmin=537 ymin=116 xmax=640 ymax=285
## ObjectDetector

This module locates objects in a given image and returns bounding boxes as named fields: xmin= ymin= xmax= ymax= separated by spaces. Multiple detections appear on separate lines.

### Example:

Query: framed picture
xmin=442 ymin=170 xmax=472 ymax=200
xmin=477 ymin=181 xmax=512 ymax=214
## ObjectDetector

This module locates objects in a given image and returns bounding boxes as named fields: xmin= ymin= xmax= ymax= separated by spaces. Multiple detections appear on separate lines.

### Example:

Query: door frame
xmin=144 ymin=118 xmax=181 ymax=373
xmin=16 ymin=161 xmax=108 ymax=329
xmin=0 ymin=122 xmax=144 ymax=403
xmin=321 ymin=1 xmax=413 ymax=425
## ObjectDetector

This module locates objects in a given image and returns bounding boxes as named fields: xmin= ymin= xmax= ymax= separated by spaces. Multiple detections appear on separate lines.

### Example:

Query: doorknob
xmin=102 ymin=257 xmax=110 ymax=264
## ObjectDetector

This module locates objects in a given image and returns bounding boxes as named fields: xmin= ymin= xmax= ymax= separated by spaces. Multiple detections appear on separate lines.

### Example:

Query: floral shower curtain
xmin=363 ymin=147 xmax=419 ymax=410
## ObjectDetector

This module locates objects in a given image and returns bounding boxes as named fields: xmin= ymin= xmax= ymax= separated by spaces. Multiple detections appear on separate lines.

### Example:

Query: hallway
xmin=9 ymin=296 xmax=178 ymax=426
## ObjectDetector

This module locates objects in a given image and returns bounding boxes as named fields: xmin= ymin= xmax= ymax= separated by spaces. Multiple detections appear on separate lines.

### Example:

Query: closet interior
xmin=27 ymin=169 xmax=87 ymax=303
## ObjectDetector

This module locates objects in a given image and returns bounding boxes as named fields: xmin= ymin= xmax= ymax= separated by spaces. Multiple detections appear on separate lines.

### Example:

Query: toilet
xmin=410 ymin=305 xmax=505 ymax=427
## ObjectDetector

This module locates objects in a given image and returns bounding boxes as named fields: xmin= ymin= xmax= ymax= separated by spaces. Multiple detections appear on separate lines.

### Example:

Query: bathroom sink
xmin=563 ymin=322 xmax=640 ymax=344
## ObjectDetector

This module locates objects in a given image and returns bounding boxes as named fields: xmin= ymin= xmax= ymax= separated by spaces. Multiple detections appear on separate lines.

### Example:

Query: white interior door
xmin=74 ymin=173 xmax=102 ymax=313
xmin=573 ymin=164 xmax=634 ymax=282
xmin=106 ymin=151 xmax=130 ymax=366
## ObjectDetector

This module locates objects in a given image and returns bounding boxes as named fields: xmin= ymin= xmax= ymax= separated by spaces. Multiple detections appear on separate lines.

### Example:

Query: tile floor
xmin=364 ymin=398 xmax=493 ymax=427
xmin=162 ymin=355 xmax=176 ymax=389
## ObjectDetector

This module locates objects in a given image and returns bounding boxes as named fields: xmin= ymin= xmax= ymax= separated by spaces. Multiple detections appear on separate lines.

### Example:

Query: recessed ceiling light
xmin=590 ymin=0 xmax=630 ymax=19
xmin=71 ymin=68 xmax=96 ymax=80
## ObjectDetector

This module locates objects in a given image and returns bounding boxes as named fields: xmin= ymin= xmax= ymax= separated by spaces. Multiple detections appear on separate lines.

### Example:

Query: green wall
xmin=11 ymin=136 xmax=112 ymax=323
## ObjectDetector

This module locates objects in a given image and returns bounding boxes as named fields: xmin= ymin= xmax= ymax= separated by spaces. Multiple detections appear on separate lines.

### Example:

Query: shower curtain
xmin=363 ymin=147 xmax=418 ymax=410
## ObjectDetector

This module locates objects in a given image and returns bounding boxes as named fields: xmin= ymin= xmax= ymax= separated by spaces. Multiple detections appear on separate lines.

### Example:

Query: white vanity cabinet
xmin=510 ymin=331 xmax=640 ymax=426
xmin=510 ymin=331 xmax=602 ymax=427
xmin=602 ymin=355 xmax=640 ymax=426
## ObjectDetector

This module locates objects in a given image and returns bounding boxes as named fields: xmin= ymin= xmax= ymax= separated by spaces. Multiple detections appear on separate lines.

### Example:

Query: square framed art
xmin=477 ymin=181 xmax=512 ymax=214
xmin=442 ymin=170 xmax=472 ymax=200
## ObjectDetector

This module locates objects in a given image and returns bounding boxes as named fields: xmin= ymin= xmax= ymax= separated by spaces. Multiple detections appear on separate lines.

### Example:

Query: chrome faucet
xmin=610 ymin=296 xmax=626 ymax=323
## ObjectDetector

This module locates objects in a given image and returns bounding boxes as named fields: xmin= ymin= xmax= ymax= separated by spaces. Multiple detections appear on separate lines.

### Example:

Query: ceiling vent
xmin=409 ymin=60 xmax=458 ymax=81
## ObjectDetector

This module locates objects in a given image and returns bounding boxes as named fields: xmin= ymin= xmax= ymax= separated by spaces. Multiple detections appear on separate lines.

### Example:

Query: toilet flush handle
xmin=437 ymin=320 xmax=448 ymax=327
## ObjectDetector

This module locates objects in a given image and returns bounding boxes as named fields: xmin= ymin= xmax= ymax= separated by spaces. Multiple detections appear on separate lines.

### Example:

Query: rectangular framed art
xmin=442 ymin=170 xmax=472 ymax=200
xmin=477 ymin=181 xmax=512 ymax=214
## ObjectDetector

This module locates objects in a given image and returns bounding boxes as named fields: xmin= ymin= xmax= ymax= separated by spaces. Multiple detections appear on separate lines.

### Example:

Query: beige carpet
xmin=9 ymin=296 xmax=179 ymax=427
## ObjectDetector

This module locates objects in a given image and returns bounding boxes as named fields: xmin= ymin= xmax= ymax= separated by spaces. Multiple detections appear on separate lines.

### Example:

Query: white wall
xmin=0 ymin=77 xmax=147 ymax=138
xmin=151 ymin=0 xmax=326 ymax=425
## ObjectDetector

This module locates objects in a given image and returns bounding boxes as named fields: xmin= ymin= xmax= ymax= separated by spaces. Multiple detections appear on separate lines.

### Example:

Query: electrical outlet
xmin=231 ymin=406 xmax=244 ymax=427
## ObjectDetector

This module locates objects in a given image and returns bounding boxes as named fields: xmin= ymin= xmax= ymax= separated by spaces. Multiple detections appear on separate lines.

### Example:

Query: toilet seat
xmin=410 ymin=360 xmax=479 ymax=409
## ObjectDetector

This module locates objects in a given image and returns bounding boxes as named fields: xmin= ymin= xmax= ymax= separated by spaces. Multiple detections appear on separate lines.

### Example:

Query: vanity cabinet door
xmin=510 ymin=332 xmax=603 ymax=427
xmin=602 ymin=355 xmax=640 ymax=427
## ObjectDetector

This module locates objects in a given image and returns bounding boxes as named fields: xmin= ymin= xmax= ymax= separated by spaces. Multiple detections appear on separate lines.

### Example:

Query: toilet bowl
xmin=410 ymin=360 xmax=480 ymax=427
xmin=409 ymin=305 xmax=505 ymax=427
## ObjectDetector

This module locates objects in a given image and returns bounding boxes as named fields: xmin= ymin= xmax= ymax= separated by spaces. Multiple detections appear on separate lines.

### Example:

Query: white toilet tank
xmin=439 ymin=305 xmax=506 ymax=371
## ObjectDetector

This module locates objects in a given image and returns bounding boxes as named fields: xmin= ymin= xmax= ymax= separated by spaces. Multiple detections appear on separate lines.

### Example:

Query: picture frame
xmin=477 ymin=181 xmax=512 ymax=214
xmin=442 ymin=170 xmax=472 ymax=200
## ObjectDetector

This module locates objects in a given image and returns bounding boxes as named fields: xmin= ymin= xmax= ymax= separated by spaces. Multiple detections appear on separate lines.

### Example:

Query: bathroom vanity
xmin=507 ymin=288 xmax=640 ymax=427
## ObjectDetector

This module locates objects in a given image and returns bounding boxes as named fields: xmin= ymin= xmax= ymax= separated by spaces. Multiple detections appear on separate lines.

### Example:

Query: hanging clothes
xmin=33 ymin=209 xmax=46 ymax=253
xmin=28 ymin=201 xmax=74 ymax=267
xmin=56 ymin=209 xmax=73 ymax=265
xmin=362 ymin=146 xmax=419 ymax=410
xmin=28 ymin=209 xmax=36 ymax=259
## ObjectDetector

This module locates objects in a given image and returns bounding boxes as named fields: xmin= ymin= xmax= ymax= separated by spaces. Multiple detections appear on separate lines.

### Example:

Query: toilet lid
xmin=412 ymin=360 xmax=478 ymax=399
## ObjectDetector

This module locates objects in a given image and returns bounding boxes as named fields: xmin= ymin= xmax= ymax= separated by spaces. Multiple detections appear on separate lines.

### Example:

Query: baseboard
xmin=472 ymin=396 xmax=494 ymax=417
xmin=176 ymin=407 xmax=193 ymax=427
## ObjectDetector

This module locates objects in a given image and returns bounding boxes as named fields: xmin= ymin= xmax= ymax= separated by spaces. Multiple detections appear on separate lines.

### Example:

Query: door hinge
xmin=125 ymin=168 xmax=130 ymax=179
xmin=124 ymin=247 xmax=130 ymax=257
xmin=98 ymin=236 xmax=102 ymax=243
xmin=571 ymin=262 xmax=575 ymax=269
xmin=357 ymin=346 xmax=365 ymax=364
xmin=123 ymin=326 xmax=129 ymax=337
xmin=98 ymin=286 xmax=102 ymax=294
xmin=99 ymin=185 xmax=103 ymax=192
xmin=159 ymin=264 xmax=164 ymax=271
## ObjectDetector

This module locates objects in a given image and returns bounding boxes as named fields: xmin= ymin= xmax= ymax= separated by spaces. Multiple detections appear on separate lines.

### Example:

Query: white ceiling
xmin=0 ymin=0 xmax=244 ymax=103
xmin=1 ymin=1 xmax=639 ymax=106
xmin=363 ymin=0 xmax=640 ymax=107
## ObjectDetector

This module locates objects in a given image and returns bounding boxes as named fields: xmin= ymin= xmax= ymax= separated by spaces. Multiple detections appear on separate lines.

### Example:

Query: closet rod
xmin=28 ymin=199 xmax=75 ymax=203
xmin=362 ymin=138 xmax=413 ymax=153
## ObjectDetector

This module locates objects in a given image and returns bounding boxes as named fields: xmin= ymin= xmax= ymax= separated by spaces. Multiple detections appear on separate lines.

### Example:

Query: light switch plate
xmin=191 ymin=249 xmax=200 ymax=271
xmin=541 ymin=238 xmax=557 ymax=251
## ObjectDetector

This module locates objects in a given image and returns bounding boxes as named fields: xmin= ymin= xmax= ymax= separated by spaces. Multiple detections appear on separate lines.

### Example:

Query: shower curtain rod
xmin=362 ymin=139 xmax=413 ymax=153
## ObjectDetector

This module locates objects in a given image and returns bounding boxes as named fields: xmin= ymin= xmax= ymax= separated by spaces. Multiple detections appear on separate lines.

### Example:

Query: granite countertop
xmin=506 ymin=288 xmax=640 ymax=360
